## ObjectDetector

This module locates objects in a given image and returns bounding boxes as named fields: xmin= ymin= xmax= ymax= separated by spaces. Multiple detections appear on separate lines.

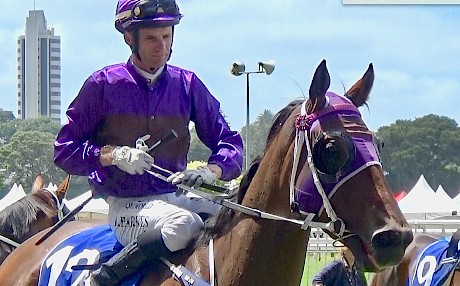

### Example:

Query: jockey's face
xmin=127 ymin=26 xmax=173 ymax=73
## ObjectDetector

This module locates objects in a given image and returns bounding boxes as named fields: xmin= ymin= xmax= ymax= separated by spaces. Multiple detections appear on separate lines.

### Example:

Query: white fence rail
xmin=307 ymin=220 xmax=460 ymax=252
xmin=408 ymin=219 xmax=460 ymax=234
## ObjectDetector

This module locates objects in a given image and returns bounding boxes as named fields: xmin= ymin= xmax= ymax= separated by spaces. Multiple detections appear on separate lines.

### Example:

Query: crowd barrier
xmin=307 ymin=220 xmax=460 ymax=252
xmin=303 ymin=221 xmax=460 ymax=285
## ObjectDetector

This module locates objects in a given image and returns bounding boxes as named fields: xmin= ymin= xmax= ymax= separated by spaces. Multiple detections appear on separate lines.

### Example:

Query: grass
xmin=300 ymin=252 xmax=374 ymax=286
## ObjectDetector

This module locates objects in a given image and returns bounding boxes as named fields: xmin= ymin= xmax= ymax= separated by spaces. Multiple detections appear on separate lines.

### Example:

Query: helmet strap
xmin=132 ymin=29 xmax=141 ymax=62
xmin=123 ymin=30 xmax=138 ymax=58
xmin=167 ymin=26 xmax=174 ymax=61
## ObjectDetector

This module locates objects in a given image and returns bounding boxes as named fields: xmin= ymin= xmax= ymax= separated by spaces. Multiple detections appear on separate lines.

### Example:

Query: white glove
xmin=167 ymin=166 xmax=217 ymax=188
xmin=112 ymin=146 xmax=154 ymax=175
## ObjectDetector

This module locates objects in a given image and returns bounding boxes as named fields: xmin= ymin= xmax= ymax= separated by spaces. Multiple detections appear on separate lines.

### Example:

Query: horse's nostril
xmin=372 ymin=229 xmax=404 ymax=249
xmin=371 ymin=228 xmax=413 ymax=267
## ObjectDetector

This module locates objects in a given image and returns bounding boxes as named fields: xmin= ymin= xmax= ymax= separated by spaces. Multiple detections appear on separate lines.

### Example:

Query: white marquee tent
xmin=66 ymin=191 xmax=109 ymax=218
xmin=0 ymin=183 xmax=26 ymax=211
xmin=398 ymin=175 xmax=458 ymax=220
xmin=452 ymin=192 xmax=460 ymax=212
xmin=434 ymin=185 xmax=455 ymax=205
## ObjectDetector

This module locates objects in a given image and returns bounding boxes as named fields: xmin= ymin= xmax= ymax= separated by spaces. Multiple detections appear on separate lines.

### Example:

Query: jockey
xmin=53 ymin=0 xmax=243 ymax=284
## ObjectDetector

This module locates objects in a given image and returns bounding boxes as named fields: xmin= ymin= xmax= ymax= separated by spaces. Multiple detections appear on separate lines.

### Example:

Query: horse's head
xmin=29 ymin=174 xmax=72 ymax=234
xmin=291 ymin=60 xmax=413 ymax=271
xmin=0 ymin=174 xmax=72 ymax=263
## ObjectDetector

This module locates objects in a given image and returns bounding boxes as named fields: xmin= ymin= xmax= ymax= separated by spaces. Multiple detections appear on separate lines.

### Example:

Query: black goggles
xmin=132 ymin=0 xmax=180 ymax=19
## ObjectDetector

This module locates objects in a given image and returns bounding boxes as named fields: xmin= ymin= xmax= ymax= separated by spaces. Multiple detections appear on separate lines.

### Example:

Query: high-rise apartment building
xmin=17 ymin=10 xmax=61 ymax=121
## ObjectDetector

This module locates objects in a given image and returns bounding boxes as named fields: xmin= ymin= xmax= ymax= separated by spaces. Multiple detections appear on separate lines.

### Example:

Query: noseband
xmin=289 ymin=92 xmax=382 ymax=238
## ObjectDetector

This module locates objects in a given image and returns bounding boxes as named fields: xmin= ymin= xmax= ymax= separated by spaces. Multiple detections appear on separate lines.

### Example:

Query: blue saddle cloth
xmin=408 ymin=236 xmax=460 ymax=286
xmin=38 ymin=224 xmax=143 ymax=286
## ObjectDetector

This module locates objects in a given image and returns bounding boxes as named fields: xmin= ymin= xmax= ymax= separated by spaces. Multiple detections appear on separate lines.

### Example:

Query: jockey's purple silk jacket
xmin=54 ymin=60 xmax=243 ymax=198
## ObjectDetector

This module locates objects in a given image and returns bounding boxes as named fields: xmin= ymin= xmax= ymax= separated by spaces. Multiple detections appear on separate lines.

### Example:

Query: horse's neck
xmin=212 ymin=149 xmax=309 ymax=285
xmin=212 ymin=216 xmax=309 ymax=286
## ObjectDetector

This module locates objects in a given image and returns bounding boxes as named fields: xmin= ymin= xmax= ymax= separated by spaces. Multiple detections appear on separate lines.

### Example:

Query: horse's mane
xmin=0 ymin=190 xmax=56 ymax=240
xmin=264 ymin=99 xmax=304 ymax=152
xmin=195 ymin=99 xmax=304 ymax=247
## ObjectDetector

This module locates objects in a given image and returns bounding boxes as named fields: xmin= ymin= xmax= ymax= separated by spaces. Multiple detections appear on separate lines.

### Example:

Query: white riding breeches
xmin=106 ymin=192 xmax=221 ymax=252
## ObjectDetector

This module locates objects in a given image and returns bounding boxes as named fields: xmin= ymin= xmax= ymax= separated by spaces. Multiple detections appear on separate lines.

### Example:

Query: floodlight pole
xmin=244 ymin=71 xmax=263 ymax=171
xmin=231 ymin=61 xmax=275 ymax=171
xmin=246 ymin=73 xmax=251 ymax=172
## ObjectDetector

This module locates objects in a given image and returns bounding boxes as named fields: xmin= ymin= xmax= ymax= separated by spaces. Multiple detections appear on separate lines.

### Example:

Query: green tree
xmin=0 ymin=119 xmax=21 ymax=146
xmin=0 ymin=109 xmax=15 ymax=122
xmin=0 ymin=116 xmax=61 ymax=146
xmin=0 ymin=131 xmax=65 ymax=190
xmin=241 ymin=109 xmax=274 ymax=166
xmin=66 ymin=175 xmax=91 ymax=199
xmin=188 ymin=125 xmax=211 ymax=162
xmin=377 ymin=114 xmax=460 ymax=196
xmin=0 ymin=173 xmax=5 ymax=190
xmin=18 ymin=116 xmax=61 ymax=135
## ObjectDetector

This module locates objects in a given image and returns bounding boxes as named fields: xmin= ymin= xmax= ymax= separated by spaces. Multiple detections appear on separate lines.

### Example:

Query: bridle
xmin=289 ymin=92 xmax=382 ymax=238
xmin=47 ymin=186 xmax=66 ymax=223
xmin=145 ymin=93 xmax=383 ymax=237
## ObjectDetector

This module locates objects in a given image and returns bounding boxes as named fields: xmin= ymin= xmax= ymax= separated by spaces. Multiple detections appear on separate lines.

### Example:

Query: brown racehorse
xmin=0 ymin=175 xmax=71 ymax=264
xmin=0 ymin=60 xmax=413 ymax=286
xmin=371 ymin=232 xmax=460 ymax=286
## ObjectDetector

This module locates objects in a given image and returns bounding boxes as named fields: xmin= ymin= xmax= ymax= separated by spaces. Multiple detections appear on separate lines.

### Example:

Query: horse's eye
xmin=312 ymin=133 xmax=354 ymax=176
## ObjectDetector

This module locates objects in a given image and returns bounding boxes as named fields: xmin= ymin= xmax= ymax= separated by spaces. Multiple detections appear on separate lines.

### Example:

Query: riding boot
xmin=89 ymin=230 xmax=171 ymax=286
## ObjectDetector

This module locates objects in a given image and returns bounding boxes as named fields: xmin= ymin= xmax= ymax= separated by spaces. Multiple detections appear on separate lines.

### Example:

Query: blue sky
xmin=0 ymin=1 xmax=459 ymax=131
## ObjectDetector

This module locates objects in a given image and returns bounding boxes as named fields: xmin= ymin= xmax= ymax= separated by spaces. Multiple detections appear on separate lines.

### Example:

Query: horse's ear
xmin=55 ymin=174 xmax=71 ymax=201
xmin=32 ymin=175 xmax=46 ymax=193
xmin=308 ymin=59 xmax=330 ymax=113
xmin=346 ymin=63 xmax=374 ymax=107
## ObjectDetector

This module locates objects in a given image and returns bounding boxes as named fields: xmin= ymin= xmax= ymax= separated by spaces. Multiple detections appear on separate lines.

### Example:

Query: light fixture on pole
xmin=230 ymin=60 xmax=275 ymax=171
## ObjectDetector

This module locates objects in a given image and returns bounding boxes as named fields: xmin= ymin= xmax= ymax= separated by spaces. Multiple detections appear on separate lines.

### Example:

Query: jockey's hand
xmin=112 ymin=146 xmax=154 ymax=175
xmin=167 ymin=166 xmax=217 ymax=188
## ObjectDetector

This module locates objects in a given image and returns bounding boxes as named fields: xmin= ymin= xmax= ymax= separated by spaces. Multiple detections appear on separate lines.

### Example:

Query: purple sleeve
xmin=190 ymin=74 xmax=243 ymax=181
xmin=54 ymin=75 xmax=105 ymax=178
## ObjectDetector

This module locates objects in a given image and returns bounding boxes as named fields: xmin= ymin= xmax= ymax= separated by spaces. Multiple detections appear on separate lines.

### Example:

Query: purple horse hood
xmin=293 ymin=92 xmax=382 ymax=215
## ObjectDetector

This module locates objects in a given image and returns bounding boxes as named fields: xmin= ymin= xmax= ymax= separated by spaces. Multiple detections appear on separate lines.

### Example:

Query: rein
xmin=145 ymin=170 xmax=339 ymax=233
